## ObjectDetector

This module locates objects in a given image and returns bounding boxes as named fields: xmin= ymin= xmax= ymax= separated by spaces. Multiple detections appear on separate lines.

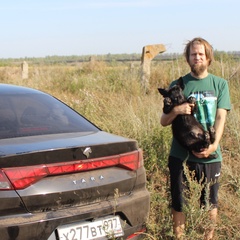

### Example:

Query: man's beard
xmin=191 ymin=63 xmax=207 ymax=76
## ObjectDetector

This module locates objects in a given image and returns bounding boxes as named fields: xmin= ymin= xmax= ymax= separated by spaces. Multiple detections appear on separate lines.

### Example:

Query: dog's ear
xmin=158 ymin=88 xmax=168 ymax=97
xmin=177 ymin=77 xmax=184 ymax=90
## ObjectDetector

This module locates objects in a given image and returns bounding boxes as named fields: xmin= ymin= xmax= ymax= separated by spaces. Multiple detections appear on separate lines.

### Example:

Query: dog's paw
xmin=164 ymin=97 xmax=172 ymax=106
xmin=208 ymin=126 xmax=216 ymax=142
xmin=187 ymin=96 xmax=196 ymax=104
xmin=187 ymin=97 xmax=198 ymax=113
xmin=163 ymin=97 xmax=173 ymax=113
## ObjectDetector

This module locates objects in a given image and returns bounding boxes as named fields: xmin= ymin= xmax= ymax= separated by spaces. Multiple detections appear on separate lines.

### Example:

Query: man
xmin=160 ymin=37 xmax=231 ymax=239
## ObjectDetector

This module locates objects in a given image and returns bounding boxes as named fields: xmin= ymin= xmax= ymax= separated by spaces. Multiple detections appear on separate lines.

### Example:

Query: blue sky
xmin=0 ymin=0 xmax=239 ymax=58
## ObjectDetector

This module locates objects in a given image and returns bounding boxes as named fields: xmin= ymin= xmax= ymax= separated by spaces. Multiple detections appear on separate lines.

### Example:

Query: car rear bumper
xmin=0 ymin=188 xmax=150 ymax=240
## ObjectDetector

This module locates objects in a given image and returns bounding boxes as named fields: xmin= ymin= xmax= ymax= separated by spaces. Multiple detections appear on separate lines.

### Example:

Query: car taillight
xmin=0 ymin=170 xmax=13 ymax=190
xmin=2 ymin=166 xmax=48 ymax=190
xmin=1 ymin=149 xmax=143 ymax=190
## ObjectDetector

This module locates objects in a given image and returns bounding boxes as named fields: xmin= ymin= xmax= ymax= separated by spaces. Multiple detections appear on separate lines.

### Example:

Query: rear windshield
xmin=0 ymin=92 xmax=99 ymax=139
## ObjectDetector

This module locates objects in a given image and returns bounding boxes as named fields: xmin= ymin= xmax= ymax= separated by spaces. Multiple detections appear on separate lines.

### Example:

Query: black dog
xmin=158 ymin=77 xmax=217 ymax=158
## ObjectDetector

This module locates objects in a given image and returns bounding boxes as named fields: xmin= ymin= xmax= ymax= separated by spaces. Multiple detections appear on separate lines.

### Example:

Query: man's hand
xmin=160 ymin=102 xmax=195 ymax=126
xmin=192 ymin=144 xmax=217 ymax=158
xmin=173 ymin=102 xmax=195 ymax=115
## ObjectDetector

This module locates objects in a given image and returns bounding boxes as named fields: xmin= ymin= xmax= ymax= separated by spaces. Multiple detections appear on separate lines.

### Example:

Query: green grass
xmin=1 ymin=56 xmax=240 ymax=239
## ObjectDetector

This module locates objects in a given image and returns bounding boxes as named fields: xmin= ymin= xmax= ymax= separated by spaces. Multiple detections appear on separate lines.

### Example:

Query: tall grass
xmin=1 ymin=56 xmax=240 ymax=239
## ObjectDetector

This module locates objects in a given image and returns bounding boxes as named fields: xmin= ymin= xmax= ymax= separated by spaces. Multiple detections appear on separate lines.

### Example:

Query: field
xmin=1 ymin=53 xmax=240 ymax=239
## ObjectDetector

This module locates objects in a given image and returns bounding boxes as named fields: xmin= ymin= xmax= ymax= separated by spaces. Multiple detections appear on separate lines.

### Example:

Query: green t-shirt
xmin=169 ymin=73 xmax=231 ymax=163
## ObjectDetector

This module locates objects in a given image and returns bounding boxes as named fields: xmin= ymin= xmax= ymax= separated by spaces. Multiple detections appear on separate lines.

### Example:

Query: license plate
xmin=57 ymin=215 xmax=124 ymax=240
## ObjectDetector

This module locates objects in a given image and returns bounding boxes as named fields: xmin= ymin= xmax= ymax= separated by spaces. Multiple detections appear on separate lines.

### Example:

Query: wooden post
xmin=141 ymin=44 xmax=166 ymax=92
xmin=21 ymin=61 xmax=28 ymax=79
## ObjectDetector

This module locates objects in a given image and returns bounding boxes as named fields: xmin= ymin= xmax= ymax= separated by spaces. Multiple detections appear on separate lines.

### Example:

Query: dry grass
xmin=1 ymin=56 xmax=240 ymax=239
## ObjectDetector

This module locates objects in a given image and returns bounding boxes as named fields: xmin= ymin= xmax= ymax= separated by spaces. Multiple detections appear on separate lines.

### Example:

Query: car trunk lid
xmin=0 ymin=131 xmax=142 ymax=213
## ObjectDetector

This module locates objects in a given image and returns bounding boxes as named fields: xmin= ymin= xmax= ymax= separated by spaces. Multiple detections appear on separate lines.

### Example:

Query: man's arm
xmin=160 ymin=102 xmax=194 ymax=126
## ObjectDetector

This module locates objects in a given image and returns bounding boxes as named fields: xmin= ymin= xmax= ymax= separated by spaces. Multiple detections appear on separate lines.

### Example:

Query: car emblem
xmin=73 ymin=176 xmax=104 ymax=185
xmin=82 ymin=147 xmax=92 ymax=158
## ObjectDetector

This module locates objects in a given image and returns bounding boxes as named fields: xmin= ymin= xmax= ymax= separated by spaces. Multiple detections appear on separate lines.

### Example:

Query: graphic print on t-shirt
xmin=188 ymin=90 xmax=217 ymax=131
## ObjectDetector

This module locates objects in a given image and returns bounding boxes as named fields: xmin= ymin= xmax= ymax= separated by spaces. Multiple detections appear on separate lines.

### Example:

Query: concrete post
xmin=21 ymin=61 xmax=28 ymax=79
xmin=141 ymin=44 xmax=166 ymax=92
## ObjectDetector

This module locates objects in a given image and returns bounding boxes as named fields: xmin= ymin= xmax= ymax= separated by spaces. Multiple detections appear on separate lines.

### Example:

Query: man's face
xmin=188 ymin=43 xmax=209 ymax=77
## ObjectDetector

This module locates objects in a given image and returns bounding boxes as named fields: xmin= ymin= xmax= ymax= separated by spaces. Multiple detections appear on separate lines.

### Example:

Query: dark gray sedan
xmin=0 ymin=84 xmax=150 ymax=240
